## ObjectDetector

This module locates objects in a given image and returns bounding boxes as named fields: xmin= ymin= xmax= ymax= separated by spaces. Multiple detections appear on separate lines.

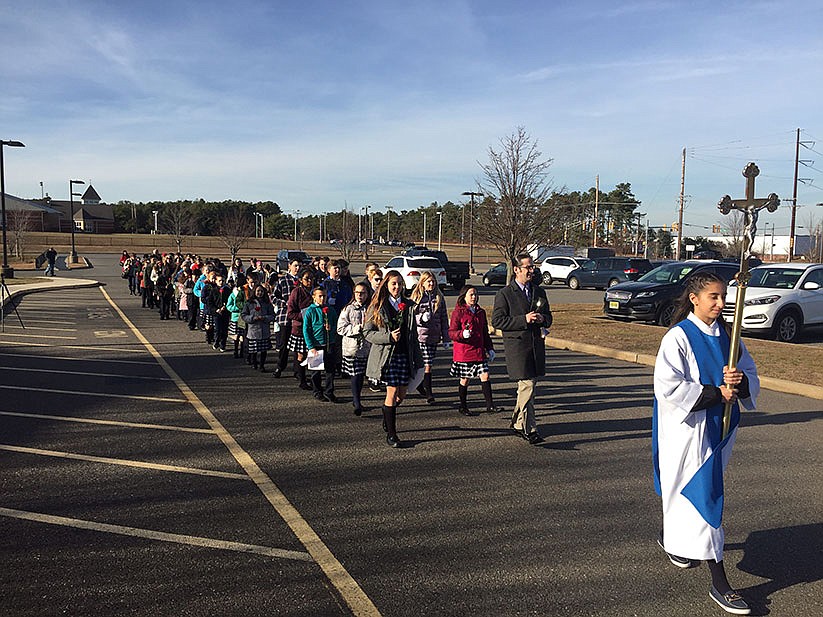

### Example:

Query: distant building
xmin=25 ymin=184 xmax=115 ymax=234
xmin=706 ymin=234 xmax=811 ymax=260
xmin=1 ymin=193 xmax=62 ymax=231
xmin=81 ymin=184 xmax=101 ymax=205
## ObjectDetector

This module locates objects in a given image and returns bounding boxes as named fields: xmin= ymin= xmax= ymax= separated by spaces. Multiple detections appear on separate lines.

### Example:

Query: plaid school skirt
xmin=381 ymin=352 xmax=411 ymax=387
xmin=342 ymin=355 xmax=367 ymax=377
xmin=202 ymin=312 xmax=215 ymax=329
xmin=449 ymin=361 xmax=489 ymax=379
xmin=247 ymin=337 xmax=272 ymax=353
xmin=287 ymin=333 xmax=308 ymax=354
xmin=228 ymin=320 xmax=245 ymax=340
xmin=420 ymin=342 xmax=438 ymax=368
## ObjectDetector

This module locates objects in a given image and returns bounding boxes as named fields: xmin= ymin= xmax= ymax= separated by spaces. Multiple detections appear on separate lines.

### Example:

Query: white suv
xmin=384 ymin=256 xmax=447 ymax=291
xmin=539 ymin=256 xmax=582 ymax=285
xmin=723 ymin=263 xmax=823 ymax=342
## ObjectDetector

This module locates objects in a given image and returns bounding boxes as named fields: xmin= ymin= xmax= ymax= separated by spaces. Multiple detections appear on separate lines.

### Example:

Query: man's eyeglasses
xmin=517 ymin=264 xmax=535 ymax=270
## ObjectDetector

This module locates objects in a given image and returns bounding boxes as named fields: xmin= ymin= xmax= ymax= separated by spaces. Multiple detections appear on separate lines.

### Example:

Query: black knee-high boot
xmin=352 ymin=376 xmax=363 ymax=414
xmin=383 ymin=405 xmax=400 ymax=447
xmin=481 ymin=381 xmax=500 ymax=413
xmin=259 ymin=351 xmax=267 ymax=371
xmin=233 ymin=338 xmax=241 ymax=358
xmin=296 ymin=363 xmax=310 ymax=389
xmin=251 ymin=352 xmax=258 ymax=369
xmin=423 ymin=372 xmax=435 ymax=403
xmin=458 ymin=383 xmax=469 ymax=414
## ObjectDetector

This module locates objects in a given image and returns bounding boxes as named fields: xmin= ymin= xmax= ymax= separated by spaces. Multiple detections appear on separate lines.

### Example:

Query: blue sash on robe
xmin=652 ymin=318 xmax=740 ymax=529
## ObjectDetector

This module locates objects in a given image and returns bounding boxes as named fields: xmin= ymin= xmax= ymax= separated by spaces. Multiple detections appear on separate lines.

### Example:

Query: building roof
xmin=81 ymin=184 xmax=101 ymax=202
xmin=1 ymin=193 xmax=61 ymax=214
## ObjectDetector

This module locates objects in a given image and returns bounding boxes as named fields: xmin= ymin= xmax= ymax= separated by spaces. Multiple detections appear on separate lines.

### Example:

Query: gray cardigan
xmin=363 ymin=302 xmax=424 ymax=382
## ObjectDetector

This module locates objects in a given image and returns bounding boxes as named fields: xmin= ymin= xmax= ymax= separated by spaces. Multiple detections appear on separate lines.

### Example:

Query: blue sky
xmin=2 ymin=0 xmax=822 ymax=234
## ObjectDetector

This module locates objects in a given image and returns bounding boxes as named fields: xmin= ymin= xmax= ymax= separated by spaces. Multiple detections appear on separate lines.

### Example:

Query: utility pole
xmin=789 ymin=127 xmax=800 ymax=262
xmin=422 ymin=209 xmax=427 ymax=246
xmin=676 ymin=147 xmax=686 ymax=260
xmin=593 ymin=175 xmax=599 ymax=247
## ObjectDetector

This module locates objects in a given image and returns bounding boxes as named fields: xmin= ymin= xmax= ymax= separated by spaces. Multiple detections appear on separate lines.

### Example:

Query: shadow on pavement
xmin=728 ymin=523 xmax=823 ymax=616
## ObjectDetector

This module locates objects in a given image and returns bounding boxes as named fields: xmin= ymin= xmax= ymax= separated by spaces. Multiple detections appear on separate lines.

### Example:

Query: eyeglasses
xmin=517 ymin=264 xmax=536 ymax=270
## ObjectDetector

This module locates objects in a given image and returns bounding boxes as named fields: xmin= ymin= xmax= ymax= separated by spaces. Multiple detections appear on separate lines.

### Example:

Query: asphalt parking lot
xmin=0 ymin=259 xmax=821 ymax=616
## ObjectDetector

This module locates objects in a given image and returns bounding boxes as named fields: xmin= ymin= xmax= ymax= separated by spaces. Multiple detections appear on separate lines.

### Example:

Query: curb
xmin=544 ymin=336 xmax=823 ymax=400
xmin=0 ymin=277 xmax=104 ymax=308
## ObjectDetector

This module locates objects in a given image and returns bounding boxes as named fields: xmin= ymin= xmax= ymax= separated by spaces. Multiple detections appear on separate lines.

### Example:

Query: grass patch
xmin=550 ymin=304 xmax=823 ymax=386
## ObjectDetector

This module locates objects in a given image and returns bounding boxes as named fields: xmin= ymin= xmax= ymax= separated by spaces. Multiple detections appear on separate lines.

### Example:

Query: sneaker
xmin=314 ymin=393 xmax=329 ymax=402
xmin=657 ymin=538 xmax=695 ymax=569
xmin=709 ymin=587 xmax=751 ymax=615
xmin=526 ymin=431 xmax=544 ymax=445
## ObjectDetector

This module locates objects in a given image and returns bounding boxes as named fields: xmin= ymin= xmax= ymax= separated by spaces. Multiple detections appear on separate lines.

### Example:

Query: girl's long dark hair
xmin=669 ymin=271 xmax=728 ymax=328
xmin=456 ymin=284 xmax=475 ymax=307
xmin=367 ymin=270 xmax=404 ymax=329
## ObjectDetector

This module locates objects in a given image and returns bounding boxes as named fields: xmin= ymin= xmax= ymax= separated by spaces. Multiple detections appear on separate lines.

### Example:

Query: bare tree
xmin=6 ymin=208 xmax=38 ymax=259
xmin=215 ymin=208 xmax=254 ymax=262
xmin=720 ymin=210 xmax=745 ymax=258
xmin=475 ymin=127 xmax=555 ymax=281
xmin=161 ymin=201 xmax=195 ymax=253
xmin=801 ymin=210 xmax=821 ymax=261
xmin=331 ymin=207 xmax=359 ymax=261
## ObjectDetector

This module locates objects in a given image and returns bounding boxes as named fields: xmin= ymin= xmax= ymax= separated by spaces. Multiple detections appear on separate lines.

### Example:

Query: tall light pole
xmin=293 ymin=210 xmax=300 ymax=243
xmin=1 ymin=140 xmax=25 ymax=278
xmin=151 ymin=209 xmax=159 ymax=235
xmin=422 ymin=209 xmax=427 ymax=247
xmin=253 ymin=211 xmax=264 ymax=238
xmin=69 ymin=179 xmax=85 ymax=261
xmin=437 ymin=209 xmax=443 ymax=251
xmin=462 ymin=191 xmax=482 ymax=274
xmin=385 ymin=205 xmax=393 ymax=243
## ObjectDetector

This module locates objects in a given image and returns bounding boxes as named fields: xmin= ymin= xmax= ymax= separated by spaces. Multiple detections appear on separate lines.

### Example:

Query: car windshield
xmin=637 ymin=262 xmax=695 ymax=284
xmin=748 ymin=268 xmax=804 ymax=289
xmin=408 ymin=258 xmax=442 ymax=269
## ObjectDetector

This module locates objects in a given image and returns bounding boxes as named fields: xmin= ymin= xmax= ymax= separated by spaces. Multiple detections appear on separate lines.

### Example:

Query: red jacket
xmin=449 ymin=304 xmax=493 ymax=363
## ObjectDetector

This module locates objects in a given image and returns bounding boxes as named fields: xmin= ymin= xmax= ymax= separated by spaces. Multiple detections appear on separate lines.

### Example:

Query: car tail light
xmin=624 ymin=268 xmax=639 ymax=274
xmin=439 ymin=271 xmax=446 ymax=277
xmin=409 ymin=271 xmax=420 ymax=277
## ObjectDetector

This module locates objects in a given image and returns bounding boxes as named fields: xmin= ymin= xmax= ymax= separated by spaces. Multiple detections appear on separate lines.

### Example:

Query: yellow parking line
xmin=0 ymin=410 xmax=214 ymax=434
xmin=100 ymin=286 xmax=382 ymax=616
xmin=0 ymin=444 xmax=250 ymax=481
xmin=0 ymin=507 xmax=313 ymax=562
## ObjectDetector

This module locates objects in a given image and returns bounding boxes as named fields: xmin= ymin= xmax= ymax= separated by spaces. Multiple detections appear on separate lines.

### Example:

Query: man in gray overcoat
xmin=491 ymin=253 xmax=553 ymax=444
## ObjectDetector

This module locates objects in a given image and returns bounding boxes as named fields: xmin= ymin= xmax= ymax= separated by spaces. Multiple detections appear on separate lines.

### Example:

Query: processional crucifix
xmin=717 ymin=162 xmax=779 ymax=437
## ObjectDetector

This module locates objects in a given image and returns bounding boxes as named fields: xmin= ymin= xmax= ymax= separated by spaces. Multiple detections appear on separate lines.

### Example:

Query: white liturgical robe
xmin=653 ymin=313 xmax=759 ymax=562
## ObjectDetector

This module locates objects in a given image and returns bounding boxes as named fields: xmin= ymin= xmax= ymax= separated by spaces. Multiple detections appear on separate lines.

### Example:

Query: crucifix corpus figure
xmin=716 ymin=162 xmax=778 ymax=438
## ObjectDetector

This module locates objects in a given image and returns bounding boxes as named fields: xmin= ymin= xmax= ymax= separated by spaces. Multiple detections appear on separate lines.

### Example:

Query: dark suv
xmin=276 ymin=249 xmax=312 ymax=272
xmin=566 ymin=257 xmax=653 ymax=290
xmin=603 ymin=260 xmax=740 ymax=326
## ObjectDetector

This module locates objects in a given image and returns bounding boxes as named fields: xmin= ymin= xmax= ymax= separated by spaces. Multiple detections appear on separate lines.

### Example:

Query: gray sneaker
xmin=709 ymin=587 xmax=751 ymax=615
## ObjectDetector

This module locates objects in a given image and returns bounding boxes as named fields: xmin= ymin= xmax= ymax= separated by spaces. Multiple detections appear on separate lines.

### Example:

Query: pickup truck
xmin=402 ymin=247 xmax=470 ymax=289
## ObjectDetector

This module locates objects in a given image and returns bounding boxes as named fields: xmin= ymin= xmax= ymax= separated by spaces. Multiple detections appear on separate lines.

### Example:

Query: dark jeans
xmin=276 ymin=323 xmax=291 ymax=372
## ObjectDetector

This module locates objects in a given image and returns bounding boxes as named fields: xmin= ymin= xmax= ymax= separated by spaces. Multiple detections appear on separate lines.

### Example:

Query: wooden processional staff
xmin=717 ymin=162 xmax=779 ymax=438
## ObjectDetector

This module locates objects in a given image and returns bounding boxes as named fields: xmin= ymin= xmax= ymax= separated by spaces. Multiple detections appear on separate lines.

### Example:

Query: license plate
xmin=609 ymin=301 xmax=619 ymax=310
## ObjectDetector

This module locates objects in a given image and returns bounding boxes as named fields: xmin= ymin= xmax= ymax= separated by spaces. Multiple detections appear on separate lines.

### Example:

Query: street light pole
xmin=462 ymin=191 xmax=482 ymax=274
xmin=437 ymin=210 xmax=443 ymax=251
xmin=385 ymin=205 xmax=393 ymax=243
xmin=293 ymin=210 xmax=300 ymax=243
xmin=69 ymin=179 xmax=85 ymax=261
xmin=422 ymin=210 xmax=427 ymax=247
xmin=1 ymin=140 xmax=25 ymax=279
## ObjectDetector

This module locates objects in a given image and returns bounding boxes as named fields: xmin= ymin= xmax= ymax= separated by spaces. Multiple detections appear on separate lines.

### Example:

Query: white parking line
xmin=0 ymin=352 xmax=158 ymax=365
xmin=0 ymin=384 xmax=186 ymax=403
xmin=0 ymin=444 xmax=250 ymax=481
xmin=0 ymin=333 xmax=77 ymax=340
xmin=0 ymin=341 xmax=148 ymax=353
xmin=0 ymin=366 xmax=172 ymax=381
xmin=0 ymin=507 xmax=314 ymax=562
xmin=0 ymin=325 xmax=78 ymax=332
xmin=0 ymin=411 xmax=214 ymax=434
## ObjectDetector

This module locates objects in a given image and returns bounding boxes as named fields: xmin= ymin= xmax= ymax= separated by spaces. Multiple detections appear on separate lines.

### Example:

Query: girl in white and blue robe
xmin=653 ymin=271 xmax=759 ymax=615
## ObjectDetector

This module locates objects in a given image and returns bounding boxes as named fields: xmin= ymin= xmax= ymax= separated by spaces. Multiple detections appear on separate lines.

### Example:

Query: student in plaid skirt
xmin=410 ymin=271 xmax=451 ymax=404
xmin=337 ymin=282 xmax=372 ymax=416
xmin=448 ymin=285 xmax=503 ymax=416
xmin=363 ymin=270 xmax=424 ymax=448
xmin=241 ymin=284 xmax=275 ymax=371
xmin=226 ymin=277 xmax=247 ymax=359
xmin=286 ymin=268 xmax=314 ymax=389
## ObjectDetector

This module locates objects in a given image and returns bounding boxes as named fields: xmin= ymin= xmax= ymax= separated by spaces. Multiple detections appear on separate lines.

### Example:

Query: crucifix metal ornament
xmin=716 ymin=162 xmax=779 ymax=438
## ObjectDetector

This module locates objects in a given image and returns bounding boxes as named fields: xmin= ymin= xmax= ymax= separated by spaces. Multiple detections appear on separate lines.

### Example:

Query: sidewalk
xmin=1 ymin=276 xmax=103 ymax=308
